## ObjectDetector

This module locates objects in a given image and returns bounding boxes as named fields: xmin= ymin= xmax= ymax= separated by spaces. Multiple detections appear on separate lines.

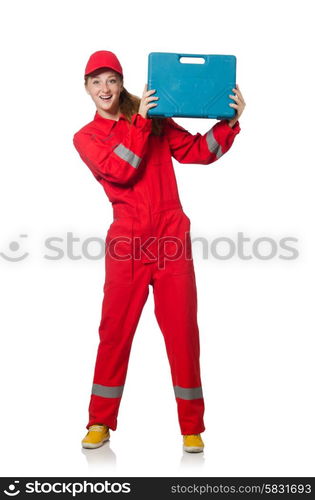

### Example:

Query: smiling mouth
xmin=99 ymin=95 xmax=112 ymax=101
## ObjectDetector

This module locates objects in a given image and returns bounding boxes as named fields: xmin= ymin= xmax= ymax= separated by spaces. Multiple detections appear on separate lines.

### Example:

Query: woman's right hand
xmin=138 ymin=84 xmax=159 ymax=119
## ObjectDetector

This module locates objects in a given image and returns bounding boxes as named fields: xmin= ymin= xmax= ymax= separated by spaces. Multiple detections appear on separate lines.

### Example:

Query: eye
xmin=109 ymin=79 xmax=116 ymax=84
xmin=92 ymin=80 xmax=99 ymax=84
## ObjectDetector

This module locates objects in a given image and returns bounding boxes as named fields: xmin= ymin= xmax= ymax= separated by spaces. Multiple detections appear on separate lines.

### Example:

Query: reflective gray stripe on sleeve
xmin=173 ymin=385 xmax=203 ymax=400
xmin=206 ymin=129 xmax=223 ymax=159
xmin=114 ymin=144 xmax=141 ymax=168
xmin=92 ymin=383 xmax=124 ymax=398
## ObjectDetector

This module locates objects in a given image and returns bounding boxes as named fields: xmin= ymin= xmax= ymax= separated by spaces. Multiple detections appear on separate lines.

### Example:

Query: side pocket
xmin=105 ymin=218 xmax=134 ymax=286
xmin=182 ymin=211 xmax=191 ymax=227
xmin=164 ymin=210 xmax=194 ymax=276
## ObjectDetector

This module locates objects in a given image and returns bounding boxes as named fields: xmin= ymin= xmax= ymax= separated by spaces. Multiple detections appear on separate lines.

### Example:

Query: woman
xmin=73 ymin=50 xmax=245 ymax=453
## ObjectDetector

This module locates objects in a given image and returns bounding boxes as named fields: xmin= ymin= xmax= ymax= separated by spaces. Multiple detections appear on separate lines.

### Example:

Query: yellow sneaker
xmin=81 ymin=424 xmax=110 ymax=449
xmin=183 ymin=434 xmax=204 ymax=453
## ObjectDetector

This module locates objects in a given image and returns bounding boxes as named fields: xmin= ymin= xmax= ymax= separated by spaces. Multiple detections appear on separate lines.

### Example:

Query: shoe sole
xmin=183 ymin=446 xmax=204 ymax=453
xmin=82 ymin=436 xmax=110 ymax=449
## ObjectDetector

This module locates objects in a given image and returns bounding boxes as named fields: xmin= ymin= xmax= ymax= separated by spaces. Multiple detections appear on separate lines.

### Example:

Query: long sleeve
xmin=73 ymin=113 xmax=152 ymax=185
xmin=164 ymin=117 xmax=241 ymax=165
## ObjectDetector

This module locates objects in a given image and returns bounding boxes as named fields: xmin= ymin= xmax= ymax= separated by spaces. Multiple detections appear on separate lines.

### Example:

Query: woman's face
xmin=85 ymin=69 xmax=123 ymax=119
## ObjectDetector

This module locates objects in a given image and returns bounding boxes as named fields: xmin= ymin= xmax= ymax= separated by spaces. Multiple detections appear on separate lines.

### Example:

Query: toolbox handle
xmin=177 ymin=53 xmax=208 ymax=65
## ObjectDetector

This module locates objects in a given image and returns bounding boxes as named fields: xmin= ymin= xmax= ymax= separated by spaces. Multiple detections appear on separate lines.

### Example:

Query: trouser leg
xmin=87 ymin=263 xmax=151 ymax=430
xmin=152 ymin=268 xmax=205 ymax=435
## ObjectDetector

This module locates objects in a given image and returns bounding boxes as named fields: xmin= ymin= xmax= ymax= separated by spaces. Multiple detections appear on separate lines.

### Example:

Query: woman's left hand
xmin=227 ymin=84 xmax=246 ymax=128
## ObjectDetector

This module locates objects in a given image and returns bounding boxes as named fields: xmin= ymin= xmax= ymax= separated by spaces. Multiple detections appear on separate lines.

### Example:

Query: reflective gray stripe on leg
xmin=114 ymin=144 xmax=141 ymax=168
xmin=174 ymin=386 xmax=203 ymax=400
xmin=92 ymin=384 xmax=124 ymax=398
xmin=206 ymin=129 xmax=223 ymax=159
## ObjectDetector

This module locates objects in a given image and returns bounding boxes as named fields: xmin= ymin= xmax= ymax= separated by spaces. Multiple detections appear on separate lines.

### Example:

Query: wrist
xmin=228 ymin=119 xmax=237 ymax=128
xmin=132 ymin=113 xmax=152 ymax=131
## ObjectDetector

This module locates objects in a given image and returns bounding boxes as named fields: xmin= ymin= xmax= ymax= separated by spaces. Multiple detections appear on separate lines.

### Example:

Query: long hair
xmin=84 ymin=70 xmax=165 ymax=136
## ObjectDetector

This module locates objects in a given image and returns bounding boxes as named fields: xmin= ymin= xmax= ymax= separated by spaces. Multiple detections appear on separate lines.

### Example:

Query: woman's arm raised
xmin=73 ymin=85 xmax=159 ymax=185
xmin=164 ymin=118 xmax=241 ymax=165
xmin=164 ymin=85 xmax=245 ymax=165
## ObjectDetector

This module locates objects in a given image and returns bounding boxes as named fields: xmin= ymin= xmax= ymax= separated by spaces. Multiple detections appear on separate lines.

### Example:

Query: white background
xmin=0 ymin=0 xmax=314 ymax=478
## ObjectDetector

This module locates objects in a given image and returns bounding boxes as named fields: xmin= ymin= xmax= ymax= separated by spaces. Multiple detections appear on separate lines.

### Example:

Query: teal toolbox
xmin=147 ymin=52 xmax=237 ymax=120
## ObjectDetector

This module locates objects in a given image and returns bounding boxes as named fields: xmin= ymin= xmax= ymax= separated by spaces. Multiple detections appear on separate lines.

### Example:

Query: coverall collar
xmin=94 ymin=110 xmax=127 ymax=132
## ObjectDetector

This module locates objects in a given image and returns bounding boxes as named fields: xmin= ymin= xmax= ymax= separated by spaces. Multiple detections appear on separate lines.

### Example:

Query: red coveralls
xmin=73 ymin=112 xmax=240 ymax=435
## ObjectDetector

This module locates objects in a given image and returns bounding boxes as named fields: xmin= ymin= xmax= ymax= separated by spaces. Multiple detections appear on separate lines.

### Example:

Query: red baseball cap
xmin=84 ymin=50 xmax=123 ymax=77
